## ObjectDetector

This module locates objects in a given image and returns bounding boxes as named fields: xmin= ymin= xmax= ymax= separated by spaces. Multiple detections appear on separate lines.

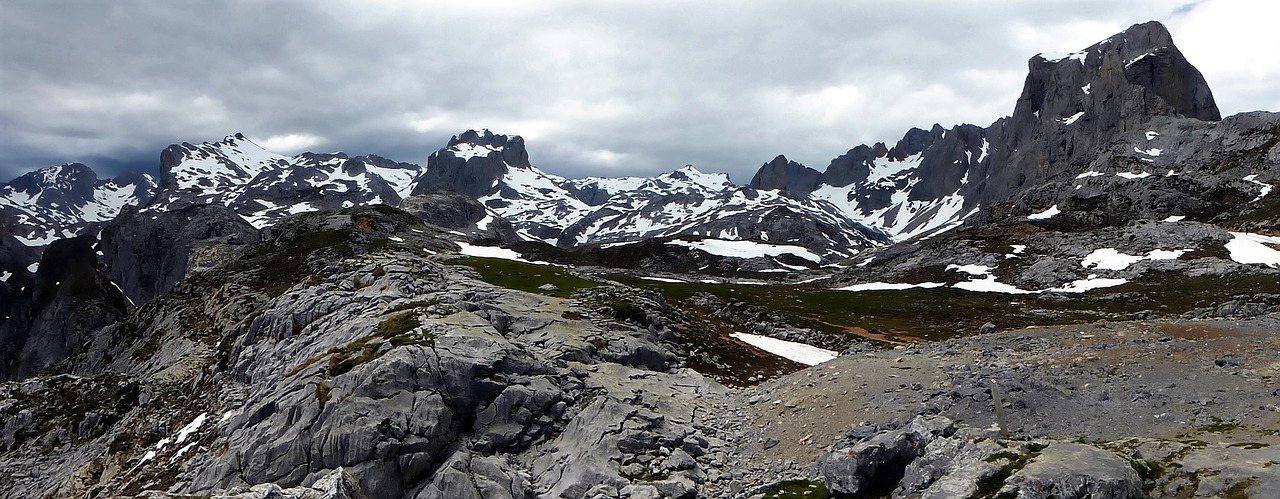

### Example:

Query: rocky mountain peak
xmin=1012 ymin=21 xmax=1218 ymax=134
xmin=411 ymin=130 xmax=530 ymax=197
xmin=5 ymin=163 xmax=99 ymax=201
xmin=444 ymin=129 xmax=531 ymax=169
xmin=973 ymin=20 xmax=1221 ymax=206
xmin=748 ymin=154 xmax=821 ymax=192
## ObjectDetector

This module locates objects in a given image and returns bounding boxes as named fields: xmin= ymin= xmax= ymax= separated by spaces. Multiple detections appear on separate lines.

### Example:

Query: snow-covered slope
xmin=410 ymin=130 xmax=890 ymax=259
xmin=0 ymin=163 xmax=156 ymax=247
xmin=152 ymin=133 xmax=419 ymax=228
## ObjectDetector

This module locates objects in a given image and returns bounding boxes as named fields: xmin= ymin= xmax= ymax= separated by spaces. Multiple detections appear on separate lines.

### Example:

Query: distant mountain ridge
xmin=2 ymin=21 xmax=1277 ymax=283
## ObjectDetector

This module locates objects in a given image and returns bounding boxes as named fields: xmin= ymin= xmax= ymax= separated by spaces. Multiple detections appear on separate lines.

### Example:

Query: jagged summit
xmin=745 ymin=20 xmax=1237 ymax=238
xmin=411 ymin=129 xmax=531 ymax=198
xmin=0 ymin=163 xmax=156 ymax=247
xmin=748 ymin=155 xmax=821 ymax=192
xmin=1028 ymin=21 xmax=1218 ymax=122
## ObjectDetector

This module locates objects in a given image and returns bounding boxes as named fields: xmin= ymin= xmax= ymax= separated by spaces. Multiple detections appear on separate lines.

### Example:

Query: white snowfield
xmin=835 ymin=281 xmax=943 ymax=292
xmin=1081 ymin=247 xmax=1189 ymax=271
xmin=1027 ymin=205 xmax=1059 ymax=220
xmin=1226 ymin=232 xmax=1280 ymax=267
xmin=666 ymin=239 xmax=821 ymax=263
xmin=455 ymin=242 xmax=557 ymax=266
xmin=729 ymin=332 xmax=838 ymax=366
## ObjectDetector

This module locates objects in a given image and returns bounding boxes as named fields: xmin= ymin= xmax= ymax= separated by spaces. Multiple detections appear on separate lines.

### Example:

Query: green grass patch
xmin=604 ymin=267 xmax=1280 ymax=344
xmin=973 ymin=448 xmax=1043 ymax=499
xmin=1229 ymin=442 xmax=1270 ymax=450
xmin=1223 ymin=478 xmax=1257 ymax=499
xmin=315 ymin=382 xmax=333 ymax=408
xmin=239 ymin=228 xmax=356 ymax=297
xmin=1198 ymin=419 xmax=1242 ymax=433
xmin=761 ymin=479 xmax=831 ymax=499
xmin=327 ymin=336 xmax=385 ymax=376
xmin=376 ymin=312 xmax=421 ymax=336
xmin=608 ymin=300 xmax=647 ymax=323
xmin=449 ymin=257 xmax=600 ymax=297
xmin=290 ymin=311 xmax=435 ymax=377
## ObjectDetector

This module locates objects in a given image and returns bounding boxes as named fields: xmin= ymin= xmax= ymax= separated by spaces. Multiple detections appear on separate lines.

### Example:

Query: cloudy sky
xmin=2 ymin=0 xmax=1277 ymax=183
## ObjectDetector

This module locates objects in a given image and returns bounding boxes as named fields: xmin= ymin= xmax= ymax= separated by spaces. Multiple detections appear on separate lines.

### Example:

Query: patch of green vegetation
xmin=619 ymin=470 xmax=669 ymax=482
xmin=1198 ymin=419 xmax=1241 ymax=434
xmin=307 ymin=312 xmax=436 ymax=376
xmin=761 ymin=479 xmax=831 ymax=499
xmin=389 ymin=298 xmax=438 ymax=313
xmin=449 ymin=257 xmax=600 ymax=297
xmin=1228 ymin=441 xmax=1270 ymax=449
xmin=327 ymin=336 xmax=385 ymax=376
xmin=1 ymin=375 xmax=140 ymax=452
xmin=239 ymin=229 xmax=356 ymax=297
xmin=605 ymin=266 xmax=1280 ymax=345
xmin=971 ymin=447 xmax=1044 ymax=499
xmin=608 ymin=300 xmax=648 ymax=323
xmin=1129 ymin=458 xmax=1164 ymax=482
xmin=131 ymin=330 xmax=166 ymax=361
xmin=375 ymin=312 xmax=421 ymax=336
xmin=315 ymin=382 xmax=333 ymax=408
xmin=1223 ymin=478 xmax=1257 ymax=499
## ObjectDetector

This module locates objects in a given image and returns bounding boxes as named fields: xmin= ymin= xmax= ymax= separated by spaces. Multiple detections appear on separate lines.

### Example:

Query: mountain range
xmin=1 ymin=20 xmax=1279 ymax=498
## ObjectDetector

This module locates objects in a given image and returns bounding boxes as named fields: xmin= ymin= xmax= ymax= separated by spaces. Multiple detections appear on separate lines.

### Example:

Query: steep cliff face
xmin=748 ymin=155 xmax=822 ymax=192
xmin=101 ymin=204 xmax=261 ymax=306
xmin=409 ymin=129 xmax=530 ymax=198
xmin=0 ymin=235 xmax=129 ymax=381
xmin=977 ymin=20 xmax=1221 ymax=206
xmin=746 ymin=21 xmax=1243 ymax=242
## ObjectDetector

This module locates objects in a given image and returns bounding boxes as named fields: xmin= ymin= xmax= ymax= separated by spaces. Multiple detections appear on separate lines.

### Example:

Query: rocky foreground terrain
xmin=0 ymin=204 xmax=1276 ymax=498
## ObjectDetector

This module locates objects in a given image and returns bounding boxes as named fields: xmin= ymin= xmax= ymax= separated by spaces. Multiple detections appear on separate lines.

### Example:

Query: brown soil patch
xmin=843 ymin=326 xmax=926 ymax=345
xmin=1158 ymin=322 xmax=1247 ymax=340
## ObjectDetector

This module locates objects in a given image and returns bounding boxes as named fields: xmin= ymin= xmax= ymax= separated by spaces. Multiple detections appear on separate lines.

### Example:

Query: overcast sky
xmin=2 ymin=0 xmax=1277 ymax=183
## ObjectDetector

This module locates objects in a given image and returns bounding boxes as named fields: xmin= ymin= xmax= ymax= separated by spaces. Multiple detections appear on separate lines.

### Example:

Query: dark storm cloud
xmin=2 ymin=0 xmax=1275 ymax=183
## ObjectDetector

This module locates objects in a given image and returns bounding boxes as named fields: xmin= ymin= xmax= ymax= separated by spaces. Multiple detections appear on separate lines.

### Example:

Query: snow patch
xmin=953 ymin=275 xmax=1036 ymax=294
xmin=1244 ymin=174 xmax=1274 ymax=202
xmin=1133 ymin=147 xmax=1163 ymax=157
xmin=1081 ymin=247 xmax=1189 ymax=271
xmin=1027 ymin=205 xmax=1060 ymax=220
xmin=1126 ymin=49 xmax=1161 ymax=68
xmin=1117 ymin=172 xmax=1152 ymax=179
xmin=729 ymin=332 xmax=837 ymax=366
xmin=1081 ymin=248 xmax=1144 ymax=271
xmin=450 ymin=143 xmax=500 ymax=160
xmin=1048 ymin=276 xmax=1129 ymax=293
xmin=1162 ymin=215 xmax=1185 ymax=223
xmin=836 ymin=282 xmax=944 ymax=292
xmin=1075 ymin=171 xmax=1104 ymax=179
xmin=946 ymin=264 xmax=991 ymax=276
xmin=176 ymin=413 xmax=207 ymax=445
xmin=640 ymin=276 xmax=686 ymax=283
xmin=1145 ymin=131 xmax=1159 ymax=140
xmin=1225 ymin=232 xmax=1280 ymax=267
xmin=1059 ymin=111 xmax=1085 ymax=125
xmin=666 ymin=239 xmax=820 ymax=263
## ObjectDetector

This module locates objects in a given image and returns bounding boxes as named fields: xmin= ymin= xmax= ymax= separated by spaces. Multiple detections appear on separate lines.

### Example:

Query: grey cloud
xmin=2 ymin=0 xmax=1273 ymax=184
